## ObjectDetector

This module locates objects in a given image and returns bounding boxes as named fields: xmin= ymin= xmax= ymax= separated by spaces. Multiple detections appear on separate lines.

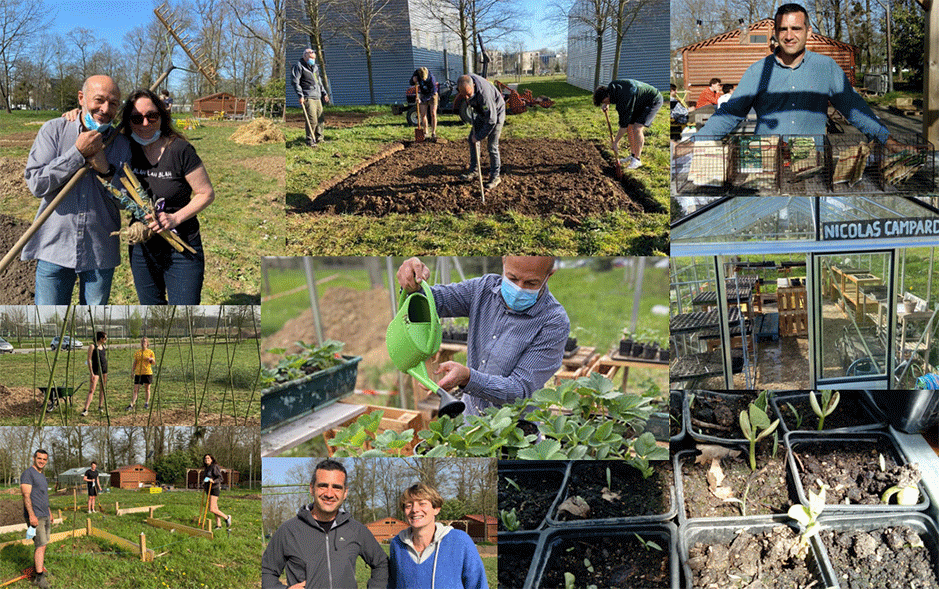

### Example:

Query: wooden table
xmin=261 ymin=402 xmax=367 ymax=457
xmin=594 ymin=352 xmax=669 ymax=391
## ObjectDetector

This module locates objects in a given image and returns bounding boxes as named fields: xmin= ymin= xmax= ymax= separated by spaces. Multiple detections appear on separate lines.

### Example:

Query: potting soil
xmin=687 ymin=525 xmax=819 ymax=588
xmin=681 ymin=447 xmax=790 ymax=518
xmin=302 ymin=139 xmax=645 ymax=218
xmin=689 ymin=392 xmax=762 ymax=440
xmin=539 ymin=534 xmax=669 ymax=589
xmin=777 ymin=394 xmax=879 ymax=431
xmin=821 ymin=526 xmax=939 ymax=589
xmin=556 ymin=461 xmax=672 ymax=521
xmin=500 ymin=470 xmax=565 ymax=531
xmin=795 ymin=440 xmax=909 ymax=505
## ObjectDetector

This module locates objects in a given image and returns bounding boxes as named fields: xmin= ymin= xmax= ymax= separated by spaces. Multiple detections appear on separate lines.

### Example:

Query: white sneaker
xmin=627 ymin=156 xmax=642 ymax=169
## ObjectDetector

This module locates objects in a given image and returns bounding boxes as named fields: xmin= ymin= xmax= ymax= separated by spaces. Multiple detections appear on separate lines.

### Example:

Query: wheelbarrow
xmin=39 ymin=385 xmax=83 ymax=413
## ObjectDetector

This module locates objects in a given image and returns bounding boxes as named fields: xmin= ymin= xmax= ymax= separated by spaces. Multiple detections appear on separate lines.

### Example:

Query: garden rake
xmin=0 ymin=567 xmax=35 ymax=587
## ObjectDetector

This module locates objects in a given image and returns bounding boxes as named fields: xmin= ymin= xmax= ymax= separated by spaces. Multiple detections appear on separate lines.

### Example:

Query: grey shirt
xmin=21 ymin=466 xmax=49 ymax=520
xmin=292 ymin=60 xmax=327 ymax=100
xmin=466 ymin=74 xmax=505 ymax=140
xmin=21 ymin=117 xmax=131 ymax=272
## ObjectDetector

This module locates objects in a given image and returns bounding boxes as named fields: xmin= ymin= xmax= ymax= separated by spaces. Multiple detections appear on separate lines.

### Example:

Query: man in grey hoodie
xmin=261 ymin=459 xmax=388 ymax=589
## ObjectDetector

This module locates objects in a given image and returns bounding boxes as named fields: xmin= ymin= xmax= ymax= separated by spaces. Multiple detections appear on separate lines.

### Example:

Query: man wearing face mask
xmin=291 ymin=48 xmax=330 ymax=148
xmin=397 ymin=256 xmax=570 ymax=416
xmin=22 ymin=75 xmax=131 ymax=304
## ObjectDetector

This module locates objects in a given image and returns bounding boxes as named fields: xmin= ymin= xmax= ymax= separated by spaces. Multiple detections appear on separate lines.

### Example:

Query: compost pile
xmin=230 ymin=118 xmax=285 ymax=145
xmin=0 ymin=213 xmax=36 ymax=304
xmin=305 ymin=139 xmax=643 ymax=219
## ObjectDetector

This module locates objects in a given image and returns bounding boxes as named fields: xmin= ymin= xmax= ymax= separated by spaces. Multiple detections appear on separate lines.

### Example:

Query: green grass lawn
xmin=0 ymin=340 xmax=261 ymax=426
xmin=285 ymin=77 xmax=670 ymax=255
xmin=354 ymin=543 xmax=498 ymax=589
xmin=0 ymin=488 xmax=261 ymax=589
xmin=0 ymin=112 xmax=284 ymax=305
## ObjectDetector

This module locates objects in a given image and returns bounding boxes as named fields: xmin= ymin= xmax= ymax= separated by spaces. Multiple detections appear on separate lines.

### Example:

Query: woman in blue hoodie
xmin=389 ymin=483 xmax=487 ymax=589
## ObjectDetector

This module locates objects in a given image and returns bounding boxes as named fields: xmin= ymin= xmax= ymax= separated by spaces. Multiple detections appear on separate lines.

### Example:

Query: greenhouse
xmin=670 ymin=196 xmax=939 ymax=390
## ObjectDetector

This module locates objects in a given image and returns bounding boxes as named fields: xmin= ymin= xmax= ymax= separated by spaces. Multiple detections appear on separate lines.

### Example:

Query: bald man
xmin=397 ymin=257 xmax=570 ymax=416
xmin=456 ymin=74 xmax=506 ymax=190
xmin=23 ymin=75 xmax=131 ymax=304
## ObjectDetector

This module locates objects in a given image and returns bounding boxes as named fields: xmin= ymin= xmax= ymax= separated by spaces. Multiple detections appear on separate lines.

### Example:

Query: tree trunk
xmin=593 ymin=35 xmax=604 ymax=89
xmin=366 ymin=42 xmax=376 ymax=105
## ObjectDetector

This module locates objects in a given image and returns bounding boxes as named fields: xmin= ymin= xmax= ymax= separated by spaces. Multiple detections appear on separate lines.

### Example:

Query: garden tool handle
xmin=603 ymin=109 xmax=616 ymax=153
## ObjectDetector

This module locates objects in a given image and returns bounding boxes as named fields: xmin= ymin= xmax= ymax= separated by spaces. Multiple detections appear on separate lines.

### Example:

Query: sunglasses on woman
xmin=129 ymin=112 xmax=161 ymax=125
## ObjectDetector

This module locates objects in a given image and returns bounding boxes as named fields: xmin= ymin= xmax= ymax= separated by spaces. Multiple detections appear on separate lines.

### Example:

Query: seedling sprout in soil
xmin=739 ymin=391 xmax=780 ymax=470
xmin=787 ymin=481 xmax=827 ymax=558
xmin=881 ymin=462 xmax=922 ymax=506
xmin=500 ymin=508 xmax=520 ymax=532
xmin=633 ymin=533 xmax=662 ymax=552
xmin=786 ymin=402 xmax=803 ymax=429
xmin=808 ymin=390 xmax=840 ymax=430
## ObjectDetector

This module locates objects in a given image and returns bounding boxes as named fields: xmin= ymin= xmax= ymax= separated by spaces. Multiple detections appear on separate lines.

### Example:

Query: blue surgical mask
xmin=131 ymin=130 xmax=161 ymax=146
xmin=501 ymin=275 xmax=541 ymax=312
xmin=308 ymin=58 xmax=315 ymax=66
xmin=83 ymin=111 xmax=111 ymax=133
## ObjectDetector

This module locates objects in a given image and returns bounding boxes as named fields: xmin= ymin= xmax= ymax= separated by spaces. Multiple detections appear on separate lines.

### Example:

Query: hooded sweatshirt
xmin=389 ymin=523 xmax=487 ymax=589
xmin=261 ymin=504 xmax=388 ymax=589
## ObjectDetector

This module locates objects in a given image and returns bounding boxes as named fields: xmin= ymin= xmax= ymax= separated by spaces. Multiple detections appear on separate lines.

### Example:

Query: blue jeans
xmin=35 ymin=260 xmax=114 ymax=305
xmin=129 ymin=239 xmax=204 ymax=305
xmin=468 ymin=119 xmax=504 ymax=181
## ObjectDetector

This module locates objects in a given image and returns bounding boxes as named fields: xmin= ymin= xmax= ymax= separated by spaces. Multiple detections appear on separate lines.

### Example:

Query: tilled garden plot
xmin=303 ymin=139 xmax=643 ymax=218
xmin=0 ymin=213 xmax=35 ymax=304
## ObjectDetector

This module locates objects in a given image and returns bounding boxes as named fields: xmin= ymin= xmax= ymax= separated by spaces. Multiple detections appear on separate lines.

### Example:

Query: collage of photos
xmin=0 ymin=0 xmax=937 ymax=587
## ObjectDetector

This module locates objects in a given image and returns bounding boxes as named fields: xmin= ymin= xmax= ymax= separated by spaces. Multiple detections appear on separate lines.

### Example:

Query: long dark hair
xmin=121 ymin=88 xmax=185 ymax=141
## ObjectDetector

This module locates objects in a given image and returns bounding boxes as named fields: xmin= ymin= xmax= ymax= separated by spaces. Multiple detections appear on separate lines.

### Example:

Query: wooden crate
xmin=778 ymin=286 xmax=808 ymax=335
xmin=323 ymin=404 xmax=424 ymax=456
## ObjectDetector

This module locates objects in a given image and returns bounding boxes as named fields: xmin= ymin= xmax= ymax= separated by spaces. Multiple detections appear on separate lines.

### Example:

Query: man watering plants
xmin=456 ymin=74 xmax=505 ymax=190
xmin=397 ymin=256 xmax=569 ymax=416
xmin=22 ymin=75 xmax=131 ymax=304
xmin=292 ymin=48 xmax=330 ymax=148
xmin=262 ymin=459 xmax=388 ymax=589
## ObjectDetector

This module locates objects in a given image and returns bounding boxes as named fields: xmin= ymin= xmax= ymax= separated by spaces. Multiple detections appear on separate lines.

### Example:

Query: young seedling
xmin=633 ymin=533 xmax=663 ymax=552
xmin=786 ymin=402 xmax=803 ymax=430
xmin=504 ymin=477 xmax=521 ymax=492
xmin=881 ymin=463 xmax=922 ymax=506
xmin=739 ymin=393 xmax=780 ymax=470
xmin=499 ymin=508 xmax=520 ymax=532
xmin=808 ymin=390 xmax=840 ymax=430
xmin=788 ymin=481 xmax=827 ymax=558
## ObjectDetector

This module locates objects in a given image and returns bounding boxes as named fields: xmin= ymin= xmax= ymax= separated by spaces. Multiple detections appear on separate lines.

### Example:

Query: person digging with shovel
xmin=292 ymin=48 xmax=330 ymax=148
xmin=411 ymin=67 xmax=439 ymax=141
xmin=593 ymin=79 xmax=663 ymax=170
xmin=457 ymin=74 xmax=505 ymax=190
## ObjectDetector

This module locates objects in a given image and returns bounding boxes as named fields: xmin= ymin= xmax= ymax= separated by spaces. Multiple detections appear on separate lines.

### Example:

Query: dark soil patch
xmin=499 ymin=470 xmax=563 ymax=531
xmin=286 ymin=111 xmax=376 ymax=129
xmin=777 ymin=393 xmax=879 ymax=431
xmin=303 ymin=139 xmax=643 ymax=219
xmin=681 ymin=446 xmax=790 ymax=518
xmin=0 ymin=497 xmax=24 ymax=526
xmin=794 ymin=440 xmax=913 ymax=505
xmin=0 ymin=213 xmax=35 ymax=304
xmin=498 ymin=542 xmax=536 ymax=589
xmin=821 ymin=526 xmax=939 ymax=589
xmin=687 ymin=525 xmax=821 ymax=588
xmin=688 ymin=391 xmax=761 ymax=440
xmin=556 ymin=461 xmax=672 ymax=521
xmin=539 ymin=534 xmax=669 ymax=589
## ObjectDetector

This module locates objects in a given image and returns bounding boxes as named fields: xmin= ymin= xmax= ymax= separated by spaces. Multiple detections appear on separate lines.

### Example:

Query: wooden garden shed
xmin=109 ymin=464 xmax=156 ymax=489
xmin=186 ymin=468 xmax=240 ymax=490
xmin=366 ymin=517 xmax=408 ymax=542
xmin=193 ymin=92 xmax=247 ymax=118
xmin=679 ymin=19 xmax=858 ymax=104
xmin=451 ymin=514 xmax=497 ymax=543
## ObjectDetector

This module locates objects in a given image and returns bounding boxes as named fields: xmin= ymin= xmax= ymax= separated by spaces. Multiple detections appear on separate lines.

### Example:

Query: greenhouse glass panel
xmin=672 ymin=197 xmax=816 ymax=245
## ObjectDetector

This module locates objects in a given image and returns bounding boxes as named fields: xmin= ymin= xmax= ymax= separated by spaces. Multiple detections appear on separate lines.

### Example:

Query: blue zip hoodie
xmin=389 ymin=523 xmax=487 ymax=589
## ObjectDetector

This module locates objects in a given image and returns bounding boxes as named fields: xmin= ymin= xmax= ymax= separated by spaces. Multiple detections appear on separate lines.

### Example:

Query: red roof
xmin=679 ymin=19 xmax=856 ymax=53
xmin=461 ymin=514 xmax=497 ymax=524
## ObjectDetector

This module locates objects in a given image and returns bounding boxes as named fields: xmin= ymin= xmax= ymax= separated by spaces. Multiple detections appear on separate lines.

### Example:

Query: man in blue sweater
xmin=697 ymin=3 xmax=900 ymax=150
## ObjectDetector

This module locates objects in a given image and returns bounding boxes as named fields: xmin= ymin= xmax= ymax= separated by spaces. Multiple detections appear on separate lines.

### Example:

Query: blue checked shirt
xmin=698 ymin=50 xmax=890 ymax=143
xmin=430 ymin=274 xmax=570 ymax=416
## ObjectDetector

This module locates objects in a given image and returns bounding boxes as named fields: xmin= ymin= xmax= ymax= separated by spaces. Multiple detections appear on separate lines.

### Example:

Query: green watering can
xmin=386 ymin=281 xmax=465 ymax=418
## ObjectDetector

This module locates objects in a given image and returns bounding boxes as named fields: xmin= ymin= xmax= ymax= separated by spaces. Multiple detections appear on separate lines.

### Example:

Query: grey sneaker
xmin=485 ymin=176 xmax=501 ymax=190
xmin=627 ymin=156 xmax=642 ymax=169
xmin=80 ymin=410 xmax=88 ymax=417
xmin=144 ymin=403 xmax=149 ymax=409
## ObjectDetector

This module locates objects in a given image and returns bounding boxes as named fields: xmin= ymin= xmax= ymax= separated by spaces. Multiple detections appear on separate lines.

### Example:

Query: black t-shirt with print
xmin=84 ymin=468 xmax=98 ymax=490
xmin=129 ymin=137 xmax=204 ymax=249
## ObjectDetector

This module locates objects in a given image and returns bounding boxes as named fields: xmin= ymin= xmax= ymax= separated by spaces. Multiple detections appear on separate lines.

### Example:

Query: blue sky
xmin=45 ymin=1 xmax=155 ymax=45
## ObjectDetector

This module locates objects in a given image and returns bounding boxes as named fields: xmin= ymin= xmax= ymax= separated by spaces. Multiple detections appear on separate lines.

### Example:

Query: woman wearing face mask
xmin=389 ymin=483 xmax=487 ymax=589
xmin=122 ymin=88 xmax=215 ymax=304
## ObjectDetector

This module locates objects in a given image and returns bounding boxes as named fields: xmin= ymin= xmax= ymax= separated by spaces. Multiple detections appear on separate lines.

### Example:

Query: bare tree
xmin=608 ymin=0 xmax=661 ymax=80
xmin=415 ymin=0 xmax=474 ymax=74
xmin=226 ymin=0 xmax=286 ymax=82
xmin=549 ymin=0 xmax=612 ymax=89
xmin=339 ymin=0 xmax=394 ymax=104
xmin=290 ymin=0 xmax=340 ymax=99
xmin=0 ymin=0 xmax=52 ymax=112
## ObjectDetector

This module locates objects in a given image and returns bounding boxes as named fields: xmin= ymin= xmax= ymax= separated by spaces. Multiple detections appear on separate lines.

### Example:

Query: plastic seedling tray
xmin=815 ymin=512 xmax=939 ymax=589
xmin=669 ymin=390 xmax=686 ymax=445
xmin=499 ymin=461 xmax=570 ymax=533
xmin=531 ymin=522 xmax=679 ymax=589
xmin=260 ymin=355 xmax=361 ymax=431
xmin=684 ymin=391 xmax=774 ymax=445
xmin=864 ymin=391 xmax=939 ymax=434
xmin=545 ymin=460 xmax=676 ymax=527
xmin=497 ymin=532 xmax=541 ymax=589
xmin=771 ymin=391 xmax=884 ymax=435
xmin=680 ymin=516 xmax=836 ymax=589
xmin=786 ymin=431 xmax=930 ymax=513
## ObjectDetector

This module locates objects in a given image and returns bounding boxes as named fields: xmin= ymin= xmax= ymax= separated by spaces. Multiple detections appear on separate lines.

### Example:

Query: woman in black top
xmin=81 ymin=332 xmax=108 ymax=417
xmin=202 ymin=454 xmax=231 ymax=529
xmin=122 ymin=88 xmax=215 ymax=305
xmin=411 ymin=68 xmax=439 ymax=139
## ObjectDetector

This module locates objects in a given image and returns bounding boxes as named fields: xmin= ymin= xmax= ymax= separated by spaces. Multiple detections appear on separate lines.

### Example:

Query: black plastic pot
xmin=619 ymin=338 xmax=633 ymax=356
xmin=531 ymin=522 xmax=679 ymax=589
xmin=499 ymin=461 xmax=570 ymax=533
xmin=814 ymin=512 xmax=939 ymax=589
xmin=786 ymin=431 xmax=930 ymax=513
xmin=659 ymin=348 xmax=670 ymax=362
xmin=497 ymin=532 xmax=541 ymax=589
xmin=669 ymin=390 xmax=686 ymax=446
xmin=564 ymin=337 xmax=578 ymax=352
xmin=679 ymin=516 xmax=834 ymax=589
xmin=684 ymin=391 xmax=774 ymax=445
xmin=632 ymin=342 xmax=645 ymax=358
xmin=260 ymin=355 xmax=362 ymax=431
xmin=770 ymin=391 xmax=884 ymax=435
xmin=643 ymin=343 xmax=659 ymax=359
xmin=864 ymin=391 xmax=939 ymax=434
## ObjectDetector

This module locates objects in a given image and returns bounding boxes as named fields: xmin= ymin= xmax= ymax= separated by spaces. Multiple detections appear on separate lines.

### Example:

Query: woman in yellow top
xmin=129 ymin=337 xmax=156 ymax=410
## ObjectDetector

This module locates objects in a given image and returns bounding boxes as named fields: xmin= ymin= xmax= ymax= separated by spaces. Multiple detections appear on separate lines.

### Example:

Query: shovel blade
xmin=415 ymin=128 xmax=425 ymax=142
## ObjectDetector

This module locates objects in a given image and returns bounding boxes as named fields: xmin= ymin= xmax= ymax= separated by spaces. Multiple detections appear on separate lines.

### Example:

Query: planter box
xmin=497 ymin=532 xmax=541 ymax=589
xmin=685 ymin=391 xmax=775 ymax=445
xmin=771 ymin=391 xmax=884 ymax=435
xmin=532 ymin=523 xmax=679 ymax=589
xmin=260 ymin=355 xmax=361 ymax=431
xmin=499 ymin=461 xmax=569 ymax=533
xmin=787 ymin=431 xmax=930 ymax=513
xmin=323 ymin=404 xmax=424 ymax=456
